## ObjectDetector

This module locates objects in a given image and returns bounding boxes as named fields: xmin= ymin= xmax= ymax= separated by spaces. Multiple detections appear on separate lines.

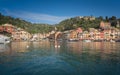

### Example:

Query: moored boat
xmin=110 ymin=39 xmax=115 ymax=42
xmin=115 ymin=39 xmax=120 ymax=42
xmin=68 ymin=38 xmax=79 ymax=42
xmin=0 ymin=35 xmax=10 ymax=44
xmin=83 ymin=39 xmax=91 ymax=42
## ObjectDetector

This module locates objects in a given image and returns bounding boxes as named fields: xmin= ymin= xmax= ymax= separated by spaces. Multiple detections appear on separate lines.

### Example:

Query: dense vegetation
xmin=56 ymin=16 xmax=120 ymax=31
xmin=0 ymin=12 xmax=120 ymax=33
xmin=0 ymin=13 xmax=54 ymax=34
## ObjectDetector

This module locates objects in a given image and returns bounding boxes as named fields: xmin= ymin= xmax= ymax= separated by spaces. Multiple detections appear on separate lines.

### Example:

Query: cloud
xmin=2 ymin=9 xmax=70 ymax=24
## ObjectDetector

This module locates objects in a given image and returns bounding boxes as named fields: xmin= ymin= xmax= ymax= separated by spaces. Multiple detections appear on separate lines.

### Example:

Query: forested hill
xmin=56 ymin=16 xmax=120 ymax=31
xmin=0 ymin=13 xmax=54 ymax=33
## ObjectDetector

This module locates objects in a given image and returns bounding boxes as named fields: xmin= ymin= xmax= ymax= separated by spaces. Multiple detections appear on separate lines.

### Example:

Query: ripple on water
xmin=10 ymin=56 xmax=77 ymax=75
xmin=0 ymin=42 xmax=120 ymax=75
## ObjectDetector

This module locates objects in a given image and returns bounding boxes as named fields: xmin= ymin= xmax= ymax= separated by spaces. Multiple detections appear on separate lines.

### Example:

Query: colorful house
xmin=0 ymin=24 xmax=15 ymax=33
xmin=70 ymin=30 xmax=78 ymax=39
xmin=12 ymin=28 xmax=31 ymax=41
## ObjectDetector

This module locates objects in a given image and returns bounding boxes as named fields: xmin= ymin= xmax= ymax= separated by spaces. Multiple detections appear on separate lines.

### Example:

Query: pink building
xmin=100 ymin=21 xmax=111 ymax=29
xmin=76 ymin=27 xmax=83 ymax=33
xmin=0 ymin=24 xmax=15 ymax=33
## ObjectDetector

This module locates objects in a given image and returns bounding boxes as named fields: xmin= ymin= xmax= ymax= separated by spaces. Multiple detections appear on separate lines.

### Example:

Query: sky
xmin=0 ymin=0 xmax=120 ymax=24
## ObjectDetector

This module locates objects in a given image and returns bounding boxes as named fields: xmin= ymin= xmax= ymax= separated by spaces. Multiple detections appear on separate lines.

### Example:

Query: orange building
xmin=0 ymin=24 xmax=15 ymax=33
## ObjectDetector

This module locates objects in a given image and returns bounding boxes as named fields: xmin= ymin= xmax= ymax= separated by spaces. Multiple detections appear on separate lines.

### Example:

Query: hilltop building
xmin=100 ymin=21 xmax=111 ymax=30
xmin=83 ymin=16 xmax=95 ymax=21
xmin=75 ymin=16 xmax=95 ymax=21
xmin=116 ymin=21 xmax=120 ymax=27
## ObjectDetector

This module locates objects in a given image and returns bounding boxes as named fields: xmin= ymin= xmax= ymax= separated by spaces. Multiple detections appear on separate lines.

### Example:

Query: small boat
xmin=115 ymin=38 xmax=120 ymax=42
xmin=0 ymin=35 xmax=10 ymax=44
xmin=115 ymin=39 xmax=120 ymax=42
xmin=83 ymin=40 xmax=91 ymax=42
xmin=110 ymin=39 xmax=115 ymax=42
xmin=93 ymin=40 xmax=103 ymax=42
xmin=68 ymin=38 xmax=79 ymax=42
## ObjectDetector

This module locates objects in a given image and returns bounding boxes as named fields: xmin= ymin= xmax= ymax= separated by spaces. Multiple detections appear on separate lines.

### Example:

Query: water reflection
xmin=0 ymin=41 xmax=120 ymax=75
xmin=0 ymin=44 xmax=10 ymax=52
xmin=54 ymin=40 xmax=60 ymax=49
xmin=0 ymin=41 xmax=120 ymax=59
xmin=11 ymin=42 xmax=30 ymax=53
xmin=66 ymin=42 xmax=120 ymax=55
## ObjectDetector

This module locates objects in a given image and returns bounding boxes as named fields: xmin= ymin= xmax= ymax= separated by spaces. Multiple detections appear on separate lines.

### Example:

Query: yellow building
xmin=12 ymin=28 xmax=31 ymax=41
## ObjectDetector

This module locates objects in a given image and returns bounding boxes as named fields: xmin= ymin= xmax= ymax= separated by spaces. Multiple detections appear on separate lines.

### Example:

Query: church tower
xmin=117 ymin=21 xmax=120 ymax=27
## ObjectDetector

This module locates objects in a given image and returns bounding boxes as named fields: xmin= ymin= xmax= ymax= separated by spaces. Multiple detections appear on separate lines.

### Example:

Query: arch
xmin=55 ymin=32 xmax=62 ymax=40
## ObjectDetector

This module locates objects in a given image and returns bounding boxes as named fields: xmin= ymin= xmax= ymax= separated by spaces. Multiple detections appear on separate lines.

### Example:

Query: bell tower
xmin=117 ymin=21 xmax=120 ymax=27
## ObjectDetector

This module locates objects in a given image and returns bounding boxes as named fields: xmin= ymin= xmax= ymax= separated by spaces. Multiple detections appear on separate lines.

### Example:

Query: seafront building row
xmin=0 ymin=24 xmax=50 ymax=41
xmin=0 ymin=21 xmax=120 ymax=41
xmin=51 ymin=21 xmax=120 ymax=41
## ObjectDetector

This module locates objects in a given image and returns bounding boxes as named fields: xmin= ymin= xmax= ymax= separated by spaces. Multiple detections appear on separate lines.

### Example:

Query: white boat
xmin=110 ymin=39 xmax=115 ymax=42
xmin=0 ymin=35 xmax=10 ymax=44
xmin=83 ymin=40 xmax=91 ymax=42
xmin=68 ymin=38 xmax=79 ymax=42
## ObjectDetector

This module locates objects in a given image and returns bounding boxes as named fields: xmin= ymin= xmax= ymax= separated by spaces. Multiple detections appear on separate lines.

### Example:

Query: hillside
xmin=0 ymin=13 xmax=54 ymax=33
xmin=0 ymin=13 xmax=120 ymax=33
xmin=56 ymin=16 xmax=120 ymax=31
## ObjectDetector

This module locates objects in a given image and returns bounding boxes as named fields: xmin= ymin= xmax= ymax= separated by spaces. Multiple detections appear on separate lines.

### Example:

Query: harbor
xmin=0 ymin=0 xmax=120 ymax=75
